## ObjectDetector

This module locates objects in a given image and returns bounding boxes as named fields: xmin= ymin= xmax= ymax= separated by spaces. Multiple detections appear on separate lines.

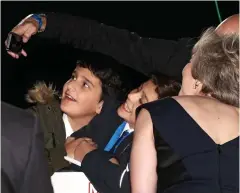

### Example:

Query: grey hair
xmin=192 ymin=27 xmax=239 ymax=107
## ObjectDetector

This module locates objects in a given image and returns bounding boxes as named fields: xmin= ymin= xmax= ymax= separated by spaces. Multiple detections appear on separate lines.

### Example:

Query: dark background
xmin=2 ymin=1 xmax=239 ymax=108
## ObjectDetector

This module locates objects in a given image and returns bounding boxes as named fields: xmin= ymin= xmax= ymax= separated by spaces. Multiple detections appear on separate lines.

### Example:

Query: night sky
xmin=2 ymin=1 xmax=239 ymax=108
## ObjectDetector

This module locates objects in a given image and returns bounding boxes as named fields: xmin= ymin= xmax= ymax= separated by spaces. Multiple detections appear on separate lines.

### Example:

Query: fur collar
xmin=26 ymin=81 xmax=59 ymax=104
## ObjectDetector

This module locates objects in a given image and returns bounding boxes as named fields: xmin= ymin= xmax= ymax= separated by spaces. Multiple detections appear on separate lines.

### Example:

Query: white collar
xmin=120 ymin=122 xmax=134 ymax=136
xmin=62 ymin=113 xmax=74 ymax=138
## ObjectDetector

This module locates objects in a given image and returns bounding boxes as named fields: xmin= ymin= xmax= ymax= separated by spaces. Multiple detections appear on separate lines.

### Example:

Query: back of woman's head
xmin=192 ymin=27 xmax=239 ymax=107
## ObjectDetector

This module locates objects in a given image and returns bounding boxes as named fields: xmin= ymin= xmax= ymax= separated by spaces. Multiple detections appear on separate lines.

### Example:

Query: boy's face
xmin=117 ymin=79 xmax=158 ymax=128
xmin=60 ymin=66 xmax=103 ymax=119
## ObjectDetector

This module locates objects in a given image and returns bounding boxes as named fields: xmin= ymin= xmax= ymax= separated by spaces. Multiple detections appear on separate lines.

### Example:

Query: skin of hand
xmin=5 ymin=15 xmax=47 ymax=59
xmin=109 ymin=157 xmax=119 ymax=165
xmin=65 ymin=137 xmax=93 ymax=158
xmin=66 ymin=137 xmax=119 ymax=164
xmin=73 ymin=138 xmax=98 ymax=162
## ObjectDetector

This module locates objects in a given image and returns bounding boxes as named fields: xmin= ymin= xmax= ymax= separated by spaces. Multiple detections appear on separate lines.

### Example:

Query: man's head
xmin=215 ymin=14 xmax=239 ymax=35
xmin=117 ymin=74 xmax=181 ymax=128
xmin=61 ymin=54 xmax=122 ymax=120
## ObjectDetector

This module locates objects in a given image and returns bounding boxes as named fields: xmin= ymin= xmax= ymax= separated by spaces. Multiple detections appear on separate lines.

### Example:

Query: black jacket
xmin=70 ymin=92 xmax=133 ymax=193
xmin=72 ymin=107 xmax=133 ymax=193
xmin=1 ymin=102 xmax=53 ymax=193
xmin=81 ymin=133 xmax=133 ymax=193
xmin=54 ymin=95 xmax=130 ymax=193
xmin=39 ymin=12 xmax=196 ymax=81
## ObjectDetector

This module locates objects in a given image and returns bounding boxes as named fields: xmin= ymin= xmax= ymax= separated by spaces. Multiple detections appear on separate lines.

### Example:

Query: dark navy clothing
xmin=138 ymin=98 xmax=239 ymax=193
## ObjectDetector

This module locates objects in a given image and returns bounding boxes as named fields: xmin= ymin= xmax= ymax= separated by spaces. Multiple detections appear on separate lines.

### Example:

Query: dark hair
xmin=151 ymin=73 xmax=181 ymax=99
xmin=76 ymin=52 xmax=122 ymax=101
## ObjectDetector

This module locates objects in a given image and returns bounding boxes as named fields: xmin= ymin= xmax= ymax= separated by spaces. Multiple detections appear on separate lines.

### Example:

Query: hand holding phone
xmin=5 ymin=32 xmax=24 ymax=54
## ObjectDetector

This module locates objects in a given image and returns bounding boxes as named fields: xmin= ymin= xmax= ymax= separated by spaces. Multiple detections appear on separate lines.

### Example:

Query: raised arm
xmin=6 ymin=13 xmax=194 ymax=80
xmin=42 ymin=13 xmax=194 ymax=79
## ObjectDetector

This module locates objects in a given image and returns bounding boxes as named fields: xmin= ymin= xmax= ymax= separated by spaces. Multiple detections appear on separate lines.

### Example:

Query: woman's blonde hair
xmin=192 ymin=27 xmax=239 ymax=107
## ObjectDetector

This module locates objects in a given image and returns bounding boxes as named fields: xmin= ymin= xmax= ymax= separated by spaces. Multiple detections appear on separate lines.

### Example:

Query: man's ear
xmin=96 ymin=100 xmax=104 ymax=114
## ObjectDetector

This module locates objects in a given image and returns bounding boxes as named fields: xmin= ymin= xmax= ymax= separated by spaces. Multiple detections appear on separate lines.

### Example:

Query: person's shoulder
xmin=1 ymin=101 xmax=37 ymax=137
xmin=138 ymin=97 xmax=176 ymax=113
xmin=25 ymin=81 xmax=60 ymax=105
xmin=172 ymin=95 xmax=207 ymax=112
xmin=25 ymin=81 xmax=61 ymax=117
xmin=173 ymin=95 xmax=220 ymax=108
xmin=172 ymin=95 xmax=236 ymax=117
xmin=2 ymin=101 xmax=34 ymax=121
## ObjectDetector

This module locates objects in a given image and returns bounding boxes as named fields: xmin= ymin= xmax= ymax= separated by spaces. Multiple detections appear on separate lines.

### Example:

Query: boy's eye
xmin=71 ymin=75 xmax=77 ymax=80
xmin=83 ymin=82 xmax=89 ymax=88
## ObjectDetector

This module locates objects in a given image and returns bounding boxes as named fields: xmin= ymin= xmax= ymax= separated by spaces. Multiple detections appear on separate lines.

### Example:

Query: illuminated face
xmin=117 ymin=80 xmax=158 ymax=128
xmin=60 ymin=66 xmax=103 ymax=118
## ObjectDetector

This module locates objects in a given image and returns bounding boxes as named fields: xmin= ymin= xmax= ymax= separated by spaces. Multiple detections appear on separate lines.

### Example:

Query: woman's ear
xmin=96 ymin=100 xmax=104 ymax=114
xmin=194 ymin=80 xmax=203 ymax=94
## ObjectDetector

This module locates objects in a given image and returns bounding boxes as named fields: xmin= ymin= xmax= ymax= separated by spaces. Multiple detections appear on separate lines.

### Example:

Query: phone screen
xmin=6 ymin=32 xmax=23 ymax=54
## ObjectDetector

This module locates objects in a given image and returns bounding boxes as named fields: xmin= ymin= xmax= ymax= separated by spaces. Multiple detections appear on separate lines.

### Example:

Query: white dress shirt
xmin=62 ymin=113 xmax=74 ymax=138
xmin=120 ymin=122 xmax=134 ymax=137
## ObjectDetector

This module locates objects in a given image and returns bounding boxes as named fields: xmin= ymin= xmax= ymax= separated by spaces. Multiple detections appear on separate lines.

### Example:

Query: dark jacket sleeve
xmin=81 ymin=149 xmax=130 ymax=193
xmin=20 ymin=116 xmax=53 ymax=193
xmin=39 ymin=13 xmax=195 ymax=80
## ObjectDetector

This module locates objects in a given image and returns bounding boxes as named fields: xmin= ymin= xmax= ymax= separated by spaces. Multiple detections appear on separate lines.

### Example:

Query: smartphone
xmin=5 ymin=32 xmax=24 ymax=54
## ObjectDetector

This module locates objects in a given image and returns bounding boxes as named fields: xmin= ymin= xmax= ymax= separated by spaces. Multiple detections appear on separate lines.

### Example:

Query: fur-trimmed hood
xmin=26 ymin=82 xmax=60 ymax=104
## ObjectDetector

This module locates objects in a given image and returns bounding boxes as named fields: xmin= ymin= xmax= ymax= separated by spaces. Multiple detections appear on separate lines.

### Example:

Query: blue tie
xmin=112 ymin=129 xmax=131 ymax=153
xmin=104 ymin=121 xmax=126 ymax=151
